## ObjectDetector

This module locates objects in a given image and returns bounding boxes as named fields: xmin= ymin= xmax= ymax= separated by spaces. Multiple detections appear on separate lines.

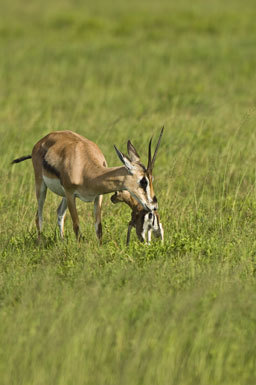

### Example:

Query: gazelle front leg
xmin=57 ymin=197 xmax=67 ymax=238
xmin=159 ymin=223 xmax=164 ymax=244
xmin=94 ymin=195 xmax=103 ymax=244
xmin=147 ymin=228 xmax=152 ymax=244
xmin=65 ymin=191 xmax=81 ymax=240
xmin=126 ymin=222 xmax=133 ymax=246
xmin=35 ymin=180 xmax=47 ymax=241
xmin=138 ymin=227 xmax=146 ymax=243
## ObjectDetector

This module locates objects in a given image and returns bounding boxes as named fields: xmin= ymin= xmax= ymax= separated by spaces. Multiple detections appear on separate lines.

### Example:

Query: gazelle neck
xmin=95 ymin=166 xmax=129 ymax=194
xmin=122 ymin=195 xmax=142 ymax=211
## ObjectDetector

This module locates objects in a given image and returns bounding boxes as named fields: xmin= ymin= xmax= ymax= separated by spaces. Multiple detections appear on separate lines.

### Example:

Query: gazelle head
xmin=110 ymin=190 xmax=135 ymax=206
xmin=110 ymin=190 xmax=164 ymax=244
xmin=114 ymin=127 xmax=164 ymax=212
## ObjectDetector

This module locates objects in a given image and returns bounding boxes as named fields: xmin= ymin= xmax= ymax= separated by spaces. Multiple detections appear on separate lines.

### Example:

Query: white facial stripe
xmin=145 ymin=177 xmax=151 ymax=203
xmin=136 ymin=176 xmax=152 ymax=209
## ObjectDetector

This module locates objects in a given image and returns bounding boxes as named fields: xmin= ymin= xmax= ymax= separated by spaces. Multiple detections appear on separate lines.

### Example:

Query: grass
xmin=1 ymin=0 xmax=256 ymax=384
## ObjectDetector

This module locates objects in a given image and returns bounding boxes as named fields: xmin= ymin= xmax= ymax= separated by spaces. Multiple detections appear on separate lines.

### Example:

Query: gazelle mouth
xmin=143 ymin=204 xmax=152 ymax=212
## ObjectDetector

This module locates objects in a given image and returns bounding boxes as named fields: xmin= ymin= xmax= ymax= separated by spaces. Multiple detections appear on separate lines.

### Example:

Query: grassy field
xmin=1 ymin=0 xmax=256 ymax=384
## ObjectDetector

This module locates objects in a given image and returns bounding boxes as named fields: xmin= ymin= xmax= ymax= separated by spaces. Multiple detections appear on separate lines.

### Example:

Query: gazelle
xmin=11 ymin=128 xmax=163 ymax=243
xmin=111 ymin=190 xmax=164 ymax=245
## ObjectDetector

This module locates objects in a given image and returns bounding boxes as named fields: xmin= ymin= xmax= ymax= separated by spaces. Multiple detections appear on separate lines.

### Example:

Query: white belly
xmin=43 ymin=176 xmax=65 ymax=197
xmin=74 ymin=191 xmax=96 ymax=202
xmin=43 ymin=176 xmax=96 ymax=202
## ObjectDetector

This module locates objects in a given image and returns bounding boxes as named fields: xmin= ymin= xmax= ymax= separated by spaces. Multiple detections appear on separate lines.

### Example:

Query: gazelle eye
xmin=140 ymin=177 xmax=148 ymax=190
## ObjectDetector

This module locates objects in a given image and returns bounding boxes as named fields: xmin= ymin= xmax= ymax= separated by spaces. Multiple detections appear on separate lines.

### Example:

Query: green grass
xmin=1 ymin=0 xmax=256 ymax=384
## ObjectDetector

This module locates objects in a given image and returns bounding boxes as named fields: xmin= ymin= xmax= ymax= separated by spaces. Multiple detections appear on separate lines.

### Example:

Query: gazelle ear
xmin=127 ymin=140 xmax=140 ymax=163
xmin=114 ymin=145 xmax=134 ymax=174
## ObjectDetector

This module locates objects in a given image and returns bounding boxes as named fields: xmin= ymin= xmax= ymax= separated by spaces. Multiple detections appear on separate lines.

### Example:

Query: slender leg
xmin=139 ymin=216 xmax=147 ymax=243
xmin=65 ymin=192 xmax=80 ymax=240
xmin=57 ymin=197 xmax=67 ymax=238
xmin=140 ymin=229 xmax=146 ymax=243
xmin=147 ymin=228 xmax=152 ymax=244
xmin=126 ymin=222 xmax=133 ymax=246
xmin=35 ymin=181 xmax=47 ymax=240
xmin=136 ymin=225 xmax=145 ymax=243
xmin=94 ymin=195 xmax=103 ymax=244
xmin=159 ymin=223 xmax=164 ymax=244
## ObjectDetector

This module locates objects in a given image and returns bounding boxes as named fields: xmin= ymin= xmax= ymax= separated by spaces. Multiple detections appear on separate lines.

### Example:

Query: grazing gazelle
xmin=111 ymin=190 xmax=164 ymax=245
xmin=11 ymin=128 xmax=164 ymax=242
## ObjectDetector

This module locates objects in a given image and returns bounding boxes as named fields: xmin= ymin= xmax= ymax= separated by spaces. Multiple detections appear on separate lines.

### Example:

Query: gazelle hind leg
xmin=35 ymin=181 xmax=47 ymax=240
xmin=94 ymin=195 xmax=103 ymax=244
xmin=57 ymin=197 xmax=67 ymax=238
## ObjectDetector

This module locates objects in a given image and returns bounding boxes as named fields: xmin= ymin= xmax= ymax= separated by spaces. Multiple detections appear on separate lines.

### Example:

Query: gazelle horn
xmin=147 ymin=126 xmax=164 ymax=173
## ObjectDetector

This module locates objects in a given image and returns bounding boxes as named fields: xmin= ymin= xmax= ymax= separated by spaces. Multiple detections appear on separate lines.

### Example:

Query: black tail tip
xmin=11 ymin=155 xmax=32 ymax=164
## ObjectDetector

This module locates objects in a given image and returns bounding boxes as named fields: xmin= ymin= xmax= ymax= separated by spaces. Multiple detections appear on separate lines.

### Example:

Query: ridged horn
xmin=147 ymin=126 xmax=164 ymax=173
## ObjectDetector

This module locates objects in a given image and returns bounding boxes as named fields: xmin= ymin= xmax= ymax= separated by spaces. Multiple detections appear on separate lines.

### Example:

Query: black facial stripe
xmin=43 ymin=158 xmax=60 ymax=178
